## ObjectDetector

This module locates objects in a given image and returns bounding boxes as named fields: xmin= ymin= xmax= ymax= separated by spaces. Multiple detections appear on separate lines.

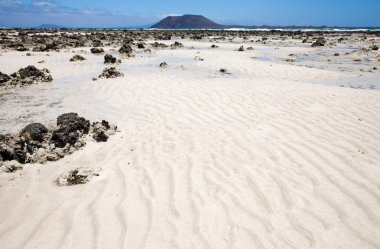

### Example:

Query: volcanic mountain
xmin=151 ymin=14 xmax=224 ymax=29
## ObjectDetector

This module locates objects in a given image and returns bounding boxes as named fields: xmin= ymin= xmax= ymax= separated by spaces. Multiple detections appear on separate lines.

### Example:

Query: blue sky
xmin=0 ymin=0 xmax=379 ymax=28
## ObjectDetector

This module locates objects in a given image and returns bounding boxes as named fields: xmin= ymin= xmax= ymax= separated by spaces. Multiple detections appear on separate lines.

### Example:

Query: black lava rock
xmin=119 ymin=44 xmax=132 ymax=55
xmin=51 ymin=127 xmax=79 ymax=148
xmin=21 ymin=123 xmax=48 ymax=142
xmin=93 ymin=131 xmax=109 ymax=142
xmin=90 ymin=48 xmax=104 ymax=54
xmin=311 ymin=37 xmax=326 ymax=47
xmin=51 ymin=113 xmax=90 ymax=148
xmin=57 ymin=113 xmax=90 ymax=134
xmin=104 ymin=54 xmax=117 ymax=64
xmin=13 ymin=148 xmax=27 ymax=164
xmin=16 ymin=66 xmax=44 ymax=79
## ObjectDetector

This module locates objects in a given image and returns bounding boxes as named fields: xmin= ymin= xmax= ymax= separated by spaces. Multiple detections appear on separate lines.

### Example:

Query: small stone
xmin=70 ymin=54 xmax=86 ymax=62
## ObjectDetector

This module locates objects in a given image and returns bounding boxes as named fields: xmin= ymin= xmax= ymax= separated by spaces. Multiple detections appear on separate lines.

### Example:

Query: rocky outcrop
xmin=119 ymin=44 xmax=133 ymax=56
xmin=311 ymin=37 xmax=326 ymax=47
xmin=98 ymin=67 xmax=124 ymax=79
xmin=1 ymin=66 xmax=52 ymax=89
xmin=0 ymin=113 xmax=117 ymax=170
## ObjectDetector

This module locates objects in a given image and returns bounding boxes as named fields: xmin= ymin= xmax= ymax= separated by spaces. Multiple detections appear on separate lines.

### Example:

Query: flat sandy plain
xmin=0 ymin=30 xmax=380 ymax=249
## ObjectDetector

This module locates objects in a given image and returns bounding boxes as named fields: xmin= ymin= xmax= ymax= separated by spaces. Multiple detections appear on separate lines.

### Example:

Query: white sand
xmin=1 ymin=39 xmax=380 ymax=249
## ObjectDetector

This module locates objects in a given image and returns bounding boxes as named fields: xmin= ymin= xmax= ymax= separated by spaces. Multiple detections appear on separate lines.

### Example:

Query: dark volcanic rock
xmin=137 ymin=43 xmax=145 ymax=49
xmin=0 ymin=72 xmax=11 ymax=85
xmin=311 ymin=37 xmax=326 ymax=47
xmin=159 ymin=62 xmax=168 ymax=68
xmin=98 ymin=67 xmax=124 ymax=79
xmin=151 ymin=42 xmax=168 ymax=48
xmin=0 ymin=113 xmax=117 ymax=168
xmin=17 ymin=66 xmax=44 ymax=79
xmin=93 ymin=131 xmax=108 ymax=142
xmin=238 ymin=46 xmax=244 ymax=51
xmin=70 ymin=54 xmax=86 ymax=62
xmin=90 ymin=48 xmax=104 ymax=54
xmin=57 ymin=113 xmax=90 ymax=134
xmin=171 ymin=41 xmax=184 ymax=49
xmin=104 ymin=54 xmax=117 ymax=64
xmin=21 ymin=123 xmax=48 ymax=142
xmin=119 ymin=44 xmax=133 ymax=55
xmin=51 ymin=127 xmax=80 ymax=148
xmin=92 ymin=120 xmax=113 ymax=142
xmin=4 ymin=65 xmax=53 ymax=87
xmin=13 ymin=148 xmax=27 ymax=164
xmin=51 ymin=113 xmax=90 ymax=148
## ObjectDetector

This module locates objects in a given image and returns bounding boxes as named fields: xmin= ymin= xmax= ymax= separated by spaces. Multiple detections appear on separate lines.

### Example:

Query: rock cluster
xmin=311 ymin=37 xmax=326 ymax=47
xmin=119 ymin=44 xmax=133 ymax=56
xmin=0 ymin=113 xmax=117 ymax=170
xmin=171 ymin=41 xmax=184 ymax=49
xmin=98 ymin=67 xmax=124 ymax=79
xmin=0 ymin=65 xmax=52 ymax=89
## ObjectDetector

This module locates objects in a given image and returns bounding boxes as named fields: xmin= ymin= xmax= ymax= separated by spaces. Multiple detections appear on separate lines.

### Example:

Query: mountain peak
xmin=151 ymin=14 xmax=223 ymax=29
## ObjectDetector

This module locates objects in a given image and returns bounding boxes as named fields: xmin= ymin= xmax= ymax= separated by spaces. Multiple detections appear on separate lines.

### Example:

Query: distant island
xmin=151 ymin=14 xmax=223 ymax=29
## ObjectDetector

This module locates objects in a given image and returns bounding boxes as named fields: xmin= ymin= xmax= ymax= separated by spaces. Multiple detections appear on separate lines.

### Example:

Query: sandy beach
xmin=0 ymin=30 xmax=380 ymax=249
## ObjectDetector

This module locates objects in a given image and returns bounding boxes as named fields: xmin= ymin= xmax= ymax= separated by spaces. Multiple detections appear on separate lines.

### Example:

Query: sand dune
xmin=1 ymin=39 xmax=380 ymax=249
